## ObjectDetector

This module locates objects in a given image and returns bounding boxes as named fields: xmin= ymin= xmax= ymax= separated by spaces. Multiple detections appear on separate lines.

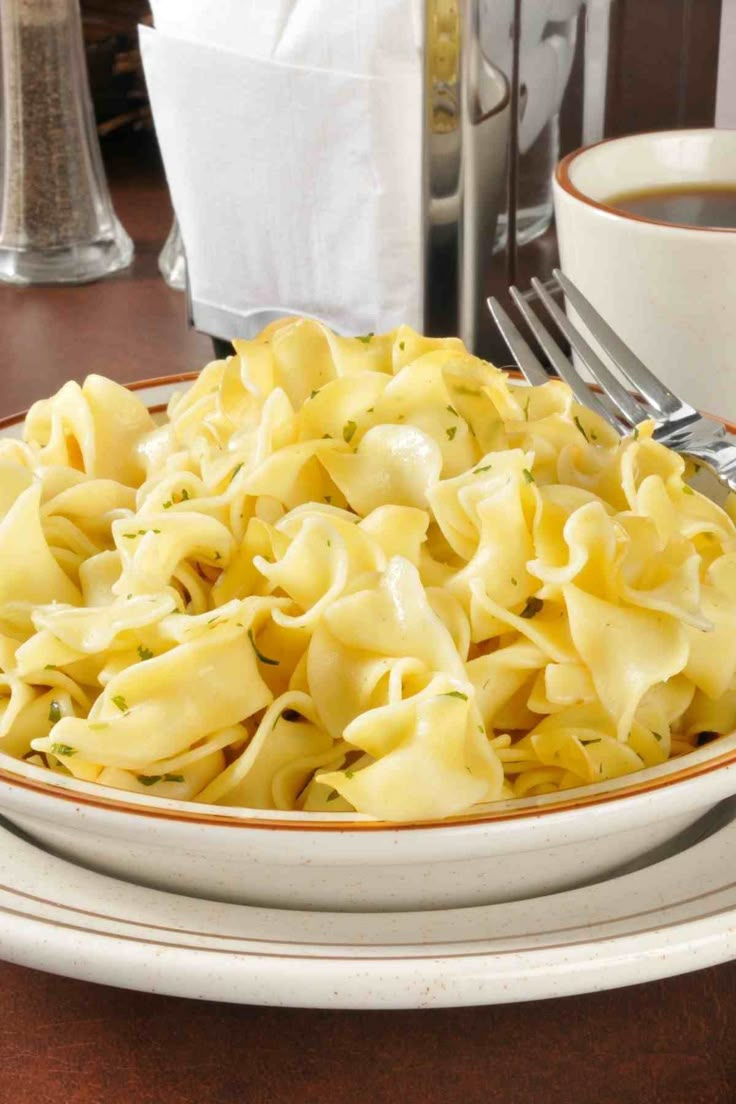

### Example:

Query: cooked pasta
xmin=0 ymin=318 xmax=734 ymax=821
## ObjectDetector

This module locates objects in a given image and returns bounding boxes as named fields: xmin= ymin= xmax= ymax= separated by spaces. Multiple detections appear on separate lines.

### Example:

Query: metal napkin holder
xmin=187 ymin=1 xmax=517 ymax=355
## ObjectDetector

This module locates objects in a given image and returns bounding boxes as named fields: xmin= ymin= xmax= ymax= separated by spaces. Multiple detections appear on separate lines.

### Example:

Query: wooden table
xmin=0 ymin=140 xmax=735 ymax=1104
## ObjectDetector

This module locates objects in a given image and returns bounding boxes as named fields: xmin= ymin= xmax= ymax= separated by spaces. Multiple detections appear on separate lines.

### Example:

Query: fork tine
xmin=553 ymin=269 xmax=697 ymax=419
xmin=486 ymin=297 xmax=550 ymax=386
xmin=531 ymin=278 xmax=650 ymax=427
xmin=508 ymin=287 xmax=620 ymax=430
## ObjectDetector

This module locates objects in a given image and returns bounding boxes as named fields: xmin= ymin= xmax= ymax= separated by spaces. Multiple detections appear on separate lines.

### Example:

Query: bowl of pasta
xmin=0 ymin=318 xmax=735 ymax=912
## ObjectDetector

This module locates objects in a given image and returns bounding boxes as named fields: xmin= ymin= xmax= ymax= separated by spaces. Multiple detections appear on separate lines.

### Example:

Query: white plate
xmin=1 ymin=803 xmax=735 ymax=1009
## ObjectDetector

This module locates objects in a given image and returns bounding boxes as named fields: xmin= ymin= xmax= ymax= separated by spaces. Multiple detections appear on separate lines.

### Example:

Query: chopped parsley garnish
xmin=342 ymin=420 xmax=357 ymax=444
xmin=137 ymin=646 xmax=153 ymax=661
xmin=632 ymin=426 xmax=639 ymax=439
xmin=248 ymin=629 xmax=279 ymax=666
xmin=163 ymin=500 xmax=172 ymax=509
xmin=573 ymin=415 xmax=589 ymax=442
xmin=213 ymin=550 xmax=222 ymax=561
xmin=230 ymin=462 xmax=244 ymax=483
xmin=523 ymin=396 xmax=530 ymax=420
xmin=137 ymin=773 xmax=185 ymax=787
xmin=366 ymin=407 xmax=374 ymax=413
xmin=446 ymin=426 xmax=457 ymax=441
xmin=88 ymin=723 xmax=108 ymax=731
xmin=522 ymin=468 xmax=535 ymax=483
xmin=682 ymin=485 xmax=694 ymax=496
xmin=44 ymin=664 xmax=57 ymax=671
xmin=356 ymin=332 xmax=374 ymax=344
xmin=111 ymin=694 xmax=129 ymax=713
xmin=344 ymin=770 xmax=355 ymax=780
xmin=446 ymin=404 xmax=459 ymax=417
xmin=511 ymin=577 xmax=518 ymax=586
xmin=310 ymin=389 xmax=321 ymax=399
xmin=180 ymin=489 xmax=190 ymax=501
xmin=398 ymin=341 xmax=405 ymax=351
xmin=50 ymin=743 xmax=75 ymax=757
xmin=48 ymin=700 xmax=62 ymax=724
xmin=475 ymin=464 xmax=493 ymax=474
xmin=441 ymin=690 xmax=468 ymax=701
xmin=520 ymin=596 xmax=544 ymax=619
xmin=326 ymin=790 xmax=340 ymax=801
xmin=653 ymin=732 xmax=663 ymax=742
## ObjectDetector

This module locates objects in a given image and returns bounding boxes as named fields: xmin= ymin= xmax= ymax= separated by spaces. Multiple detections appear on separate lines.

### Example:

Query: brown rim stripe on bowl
xmin=0 ymin=372 xmax=199 ymax=436
xmin=2 ymin=741 xmax=736 ymax=832
xmin=1 ymin=372 xmax=735 ymax=832
xmin=555 ymin=129 xmax=736 ymax=235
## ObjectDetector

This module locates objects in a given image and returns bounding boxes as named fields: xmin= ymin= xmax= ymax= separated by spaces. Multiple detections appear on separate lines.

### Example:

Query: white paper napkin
xmin=150 ymin=0 xmax=422 ymax=77
xmin=140 ymin=2 xmax=423 ymax=337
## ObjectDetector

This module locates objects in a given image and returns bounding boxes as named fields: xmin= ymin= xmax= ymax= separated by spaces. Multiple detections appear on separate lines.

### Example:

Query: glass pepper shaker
xmin=0 ymin=0 xmax=133 ymax=284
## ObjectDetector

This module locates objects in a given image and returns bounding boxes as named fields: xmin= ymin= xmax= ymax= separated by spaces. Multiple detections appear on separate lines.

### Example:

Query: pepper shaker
xmin=0 ymin=0 xmax=133 ymax=284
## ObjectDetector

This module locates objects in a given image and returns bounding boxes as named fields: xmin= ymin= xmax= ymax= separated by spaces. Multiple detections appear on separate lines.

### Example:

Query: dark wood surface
xmin=605 ymin=0 xmax=723 ymax=136
xmin=0 ymin=139 xmax=735 ymax=1104
xmin=0 ymin=140 xmax=211 ymax=414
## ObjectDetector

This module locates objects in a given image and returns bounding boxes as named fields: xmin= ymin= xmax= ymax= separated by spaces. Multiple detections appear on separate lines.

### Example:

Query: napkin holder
xmin=186 ymin=1 xmax=510 ymax=354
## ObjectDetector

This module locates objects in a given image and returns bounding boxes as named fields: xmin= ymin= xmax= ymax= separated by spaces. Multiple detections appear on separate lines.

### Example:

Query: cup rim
xmin=555 ymin=127 xmax=736 ymax=235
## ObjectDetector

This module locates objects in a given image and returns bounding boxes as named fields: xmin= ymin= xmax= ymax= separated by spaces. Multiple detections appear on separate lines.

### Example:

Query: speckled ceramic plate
xmin=1 ymin=802 xmax=736 ymax=1009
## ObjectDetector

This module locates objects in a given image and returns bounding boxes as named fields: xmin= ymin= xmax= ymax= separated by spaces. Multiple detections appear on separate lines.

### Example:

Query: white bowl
xmin=3 ymin=379 xmax=736 ymax=912
xmin=2 ymin=735 xmax=736 ymax=911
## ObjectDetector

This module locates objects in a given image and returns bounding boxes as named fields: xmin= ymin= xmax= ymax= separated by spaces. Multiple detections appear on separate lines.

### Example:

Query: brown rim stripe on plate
xmin=0 ymin=889 xmax=735 ymax=963
xmin=1 ymin=862 xmax=735 ymax=947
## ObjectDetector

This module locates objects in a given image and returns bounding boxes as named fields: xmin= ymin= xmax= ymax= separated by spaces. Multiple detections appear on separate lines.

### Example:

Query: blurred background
xmin=78 ymin=2 xmax=725 ymax=173
xmin=0 ymin=0 xmax=731 ymax=374
xmin=78 ymin=0 xmax=728 ymax=352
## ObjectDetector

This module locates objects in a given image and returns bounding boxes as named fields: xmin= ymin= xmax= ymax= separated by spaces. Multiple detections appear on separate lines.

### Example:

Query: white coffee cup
xmin=552 ymin=128 xmax=736 ymax=417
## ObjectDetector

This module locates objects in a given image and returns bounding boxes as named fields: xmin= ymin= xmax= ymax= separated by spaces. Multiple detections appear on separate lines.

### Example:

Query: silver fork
xmin=488 ymin=269 xmax=736 ymax=493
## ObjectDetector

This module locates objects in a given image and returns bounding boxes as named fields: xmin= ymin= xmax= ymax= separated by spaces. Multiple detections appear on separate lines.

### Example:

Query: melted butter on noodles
xmin=1 ymin=319 xmax=735 ymax=821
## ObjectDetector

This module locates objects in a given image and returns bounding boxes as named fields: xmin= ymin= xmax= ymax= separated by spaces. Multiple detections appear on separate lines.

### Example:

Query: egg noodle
xmin=0 ymin=319 xmax=734 ymax=821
